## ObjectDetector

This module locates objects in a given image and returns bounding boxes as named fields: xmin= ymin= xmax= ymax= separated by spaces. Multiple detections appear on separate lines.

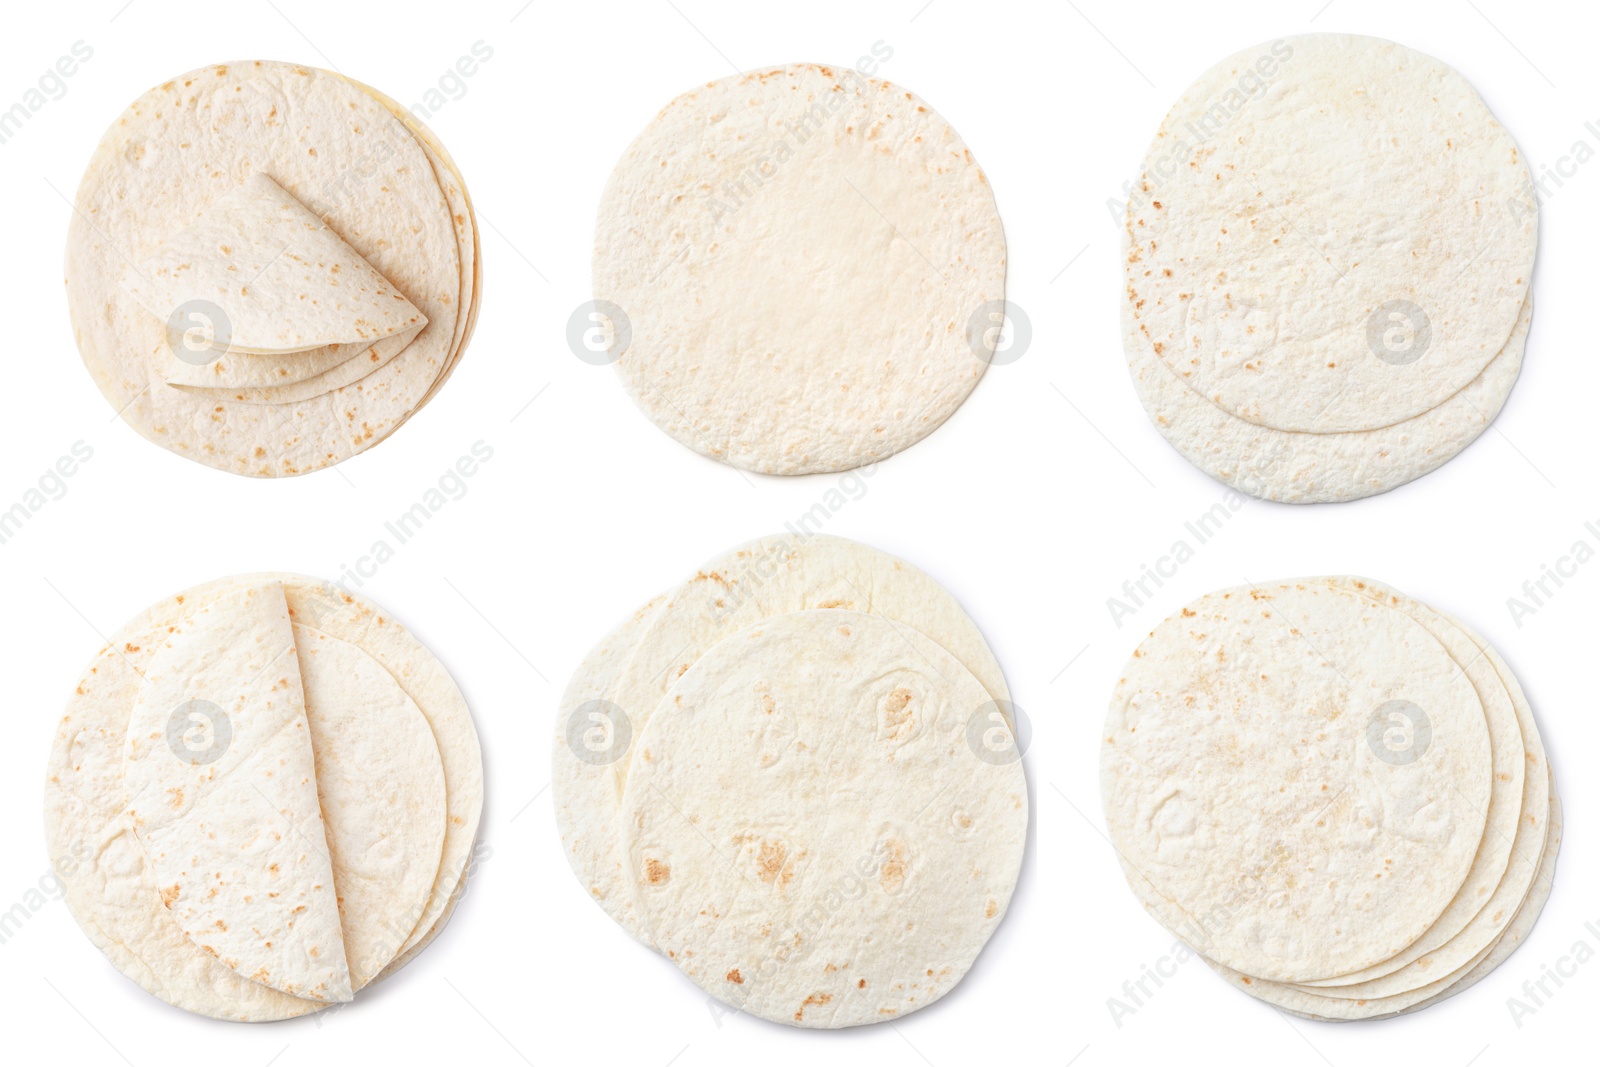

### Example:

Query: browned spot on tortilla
xmin=757 ymin=839 xmax=793 ymax=886
xmin=644 ymin=858 xmax=671 ymax=885
xmin=795 ymin=992 xmax=832 ymax=1021
xmin=880 ymin=840 xmax=907 ymax=893
xmin=694 ymin=569 xmax=733 ymax=589
xmin=881 ymin=687 xmax=915 ymax=740
xmin=726 ymin=969 xmax=743 ymax=984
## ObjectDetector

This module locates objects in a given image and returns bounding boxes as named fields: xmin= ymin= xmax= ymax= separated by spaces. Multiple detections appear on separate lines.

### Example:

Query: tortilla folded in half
xmin=123 ymin=582 xmax=351 ymax=1003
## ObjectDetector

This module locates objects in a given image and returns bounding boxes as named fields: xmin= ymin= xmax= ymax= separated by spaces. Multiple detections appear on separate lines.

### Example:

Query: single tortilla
xmin=120 ymin=582 xmax=351 ymax=1003
xmin=622 ymin=610 xmax=1027 ymax=1027
xmin=561 ymin=533 xmax=1009 ymax=945
xmin=1125 ymin=34 xmax=1535 ymax=433
xmin=594 ymin=62 xmax=1006 ymax=474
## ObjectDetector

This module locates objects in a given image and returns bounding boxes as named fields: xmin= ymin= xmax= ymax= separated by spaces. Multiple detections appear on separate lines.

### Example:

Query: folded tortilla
xmin=122 ymin=173 xmax=425 ymax=359
xmin=122 ymin=581 xmax=352 ymax=1003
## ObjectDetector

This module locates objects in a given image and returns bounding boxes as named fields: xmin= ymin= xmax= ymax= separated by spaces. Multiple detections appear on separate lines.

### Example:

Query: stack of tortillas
xmin=66 ymin=61 xmax=481 ymax=476
xmin=1122 ymin=34 xmax=1537 ymax=502
xmin=552 ymin=534 xmax=1027 ymax=1027
xmin=44 ymin=575 xmax=484 ymax=1020
xmin=591 ymin=63 xmax=1008 ymax=475
xmin=1101 ymin=577 xmax=1559 ymax=1019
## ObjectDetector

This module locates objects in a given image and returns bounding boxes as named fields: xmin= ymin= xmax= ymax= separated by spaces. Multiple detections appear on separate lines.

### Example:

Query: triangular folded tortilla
xmin=122 ymin=173 xmax=425 ymax=356
xmin=122 ymin=582 xmax=352 ymax=1003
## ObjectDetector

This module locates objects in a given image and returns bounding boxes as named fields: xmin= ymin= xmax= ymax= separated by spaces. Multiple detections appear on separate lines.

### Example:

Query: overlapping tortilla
xmin=1125 ymin=34 xmax=1534 ymax=434
xmin=1102 ymin=577 xmax=1560 ymax=1019
xmin=45 ymin=574 xmax=482 ymax=1020
xmin=1122 ymin=295 xmax=1533 ymax=503
xmin=296 ymin=624 xmax=447 ymax=990
xmin=66 ymin=62 xmax=469 ymax=476
xmin=551 ymin=593 xmax=666 ymax=947
xmin=1102 ymin=580 xmax=1493 ymax=982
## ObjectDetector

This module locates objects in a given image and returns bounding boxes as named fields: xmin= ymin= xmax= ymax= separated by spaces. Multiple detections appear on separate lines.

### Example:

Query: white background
xmin=0 ymin=0 xmax=1594 ymax=1063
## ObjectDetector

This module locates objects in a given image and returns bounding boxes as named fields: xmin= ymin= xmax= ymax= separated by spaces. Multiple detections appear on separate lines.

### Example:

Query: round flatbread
xmin=1125 ymin=34 xmax=1535 ymax=433
xmin=594 ymin=62 xmax=1006 ymax=474
xmin=1101 ymin=579 xmax=1493 ymax=982
xmin=558 ymin=533 xmax=1008 ymax=945
xmin=621 ymin=610 xmax=1027 ymax=1027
